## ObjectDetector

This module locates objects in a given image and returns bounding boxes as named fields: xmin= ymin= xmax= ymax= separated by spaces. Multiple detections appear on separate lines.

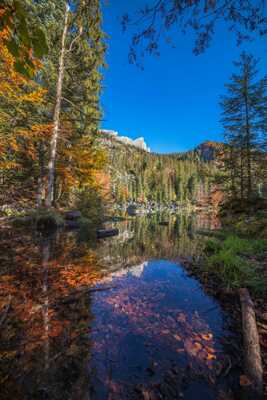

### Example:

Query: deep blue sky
xmin=100 ymin=1 xmax=267 ymax=153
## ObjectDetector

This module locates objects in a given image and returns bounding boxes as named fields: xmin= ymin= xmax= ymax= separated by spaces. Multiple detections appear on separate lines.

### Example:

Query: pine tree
xmin=220 ymin=53 xmax=267 ymax=202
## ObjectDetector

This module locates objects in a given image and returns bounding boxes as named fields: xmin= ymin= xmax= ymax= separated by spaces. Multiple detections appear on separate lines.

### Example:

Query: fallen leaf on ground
xmin=239 ymin=375 xmax=252 ymax=386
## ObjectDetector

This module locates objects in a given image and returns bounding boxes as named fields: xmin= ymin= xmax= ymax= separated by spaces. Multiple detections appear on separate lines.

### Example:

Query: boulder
xmin=127 ymin=205 xmax=137 ymax=216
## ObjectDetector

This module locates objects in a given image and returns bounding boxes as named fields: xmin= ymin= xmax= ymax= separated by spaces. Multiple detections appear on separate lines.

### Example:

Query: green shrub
xmin=204 ymin=239 xmax=222 ymax=253
xmin=74 ymin=188 xmax=105 ymax=225
xmin=222 ymin=235 xmax=267 ymax=255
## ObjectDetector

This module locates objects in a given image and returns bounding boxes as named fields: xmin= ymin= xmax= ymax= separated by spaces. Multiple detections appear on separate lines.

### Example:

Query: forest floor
xmin=180 ymin=210 xmax=267 ymax=397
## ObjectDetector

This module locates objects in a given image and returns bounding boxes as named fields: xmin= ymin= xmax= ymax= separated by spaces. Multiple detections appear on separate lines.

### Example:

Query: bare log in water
xmin=239 ymin=288 xmax=263 ymax=398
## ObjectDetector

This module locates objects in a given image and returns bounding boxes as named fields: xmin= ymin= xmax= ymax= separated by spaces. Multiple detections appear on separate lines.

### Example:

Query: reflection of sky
xmin=89 ymin=259 xmax=236 ymax=400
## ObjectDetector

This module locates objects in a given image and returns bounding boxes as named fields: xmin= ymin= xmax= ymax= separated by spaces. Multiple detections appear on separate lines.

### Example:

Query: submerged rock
xmin=127 ymin=205 xmax=137 ymax=216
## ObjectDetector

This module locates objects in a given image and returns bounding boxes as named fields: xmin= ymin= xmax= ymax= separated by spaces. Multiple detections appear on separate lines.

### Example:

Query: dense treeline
xmin=102 ymin=136 xmax=219 ymax=206
xmin=0 ymin=1 xmax=107 ymax=216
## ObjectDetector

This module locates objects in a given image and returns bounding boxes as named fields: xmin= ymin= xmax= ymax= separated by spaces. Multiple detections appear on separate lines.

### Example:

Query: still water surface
xmin=0 ymin=214 xmax=240 ymax=399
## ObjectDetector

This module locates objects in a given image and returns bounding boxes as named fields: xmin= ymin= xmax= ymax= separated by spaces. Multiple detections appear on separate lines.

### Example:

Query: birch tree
xmin=46 ymin=2 xmax=70 ymax=207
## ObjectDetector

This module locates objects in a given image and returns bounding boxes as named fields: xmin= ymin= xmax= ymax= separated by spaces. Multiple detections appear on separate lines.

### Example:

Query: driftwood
xmin=239 ymin=288 xmax=263 ymax=398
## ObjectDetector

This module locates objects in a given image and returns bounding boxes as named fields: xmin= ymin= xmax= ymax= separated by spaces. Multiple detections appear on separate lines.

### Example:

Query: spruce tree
xmin=220 ymin=52 xmax=267 ymax=202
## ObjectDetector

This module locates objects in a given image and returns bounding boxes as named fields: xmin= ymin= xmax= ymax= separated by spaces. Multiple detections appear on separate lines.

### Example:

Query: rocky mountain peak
xmin=100 ymin=130 xmax=151 ymax=152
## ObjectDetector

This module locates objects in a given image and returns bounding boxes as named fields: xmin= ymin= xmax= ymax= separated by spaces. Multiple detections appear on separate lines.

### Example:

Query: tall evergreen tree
xmin=220 ymin=53 xmax=267 ymax=201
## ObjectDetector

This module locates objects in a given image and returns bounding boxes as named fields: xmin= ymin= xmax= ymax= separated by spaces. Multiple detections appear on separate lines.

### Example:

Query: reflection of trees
xmin=0 ymin=230 xmax=97 ymax=400
xmin=0 ymin=212 xmax=221 ymax=399
xmin=95 ymin=213 xmax=220 ymax=270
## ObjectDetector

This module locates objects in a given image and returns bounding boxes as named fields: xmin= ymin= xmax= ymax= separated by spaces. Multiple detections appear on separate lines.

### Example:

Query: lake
xmin=0 ymin=213 xmax=241 ymax=400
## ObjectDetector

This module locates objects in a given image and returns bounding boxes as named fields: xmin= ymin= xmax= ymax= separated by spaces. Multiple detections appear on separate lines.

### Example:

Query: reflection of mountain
xmin=130 ymin=261 xmax=148 ymax=277
xmin=111 ymin=261 xmax=148 ymax=279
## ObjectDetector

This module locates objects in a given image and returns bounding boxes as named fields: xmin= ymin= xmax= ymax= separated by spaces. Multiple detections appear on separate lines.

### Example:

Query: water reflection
xmin=89 ymin=261 xmax=231 ymax=400
xmin=93 ymin=213 xmax=221 ymax=272
xmin=0 ymin=213 xmax=239 ymax=400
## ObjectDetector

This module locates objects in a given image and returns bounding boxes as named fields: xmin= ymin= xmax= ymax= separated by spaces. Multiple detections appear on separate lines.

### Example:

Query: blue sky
xmin=100 ymin=1 xmax=267 ymax=153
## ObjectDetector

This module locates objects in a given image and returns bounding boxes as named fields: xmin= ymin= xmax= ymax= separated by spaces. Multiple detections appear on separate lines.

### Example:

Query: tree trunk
xmin=240 ymin=147 xmax=245 ymax=201
xmin=36 ymin=142 xmax=46 ymax=208
xmin=244 ymin=83 xmax=252 ymax=201
xmin=239 ymin=288 xmax=263 ymax=398
xmin=46 ymin=3 xmax=70 ymax=208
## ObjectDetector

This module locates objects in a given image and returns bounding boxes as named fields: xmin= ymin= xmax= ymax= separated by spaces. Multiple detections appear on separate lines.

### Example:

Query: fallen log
xmin=97 ymin=228 xmax=119 ymax=239
xmin=239 ymin=288 xmax=263 ymax=398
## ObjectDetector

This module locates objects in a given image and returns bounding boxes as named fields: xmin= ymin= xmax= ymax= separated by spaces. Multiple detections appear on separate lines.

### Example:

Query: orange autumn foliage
xmin=0 ymin=24 xmax=106 ymax=208
xmin=0 ymin=27 xmax=48 ymax=189
xmin=0 ymin=124 xmax=53 ymax=170
xmin=55 ymin=125 xmax=107 ymax=198
xmin=0 ymin=27 xmax=46 ymax=104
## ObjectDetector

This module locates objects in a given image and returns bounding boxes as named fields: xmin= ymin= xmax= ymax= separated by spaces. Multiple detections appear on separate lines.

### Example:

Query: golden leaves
xmin=20 ymin=88 xmax=47 ymax=104
xmin=184 ymin=338 xmax=203 ymax=357
xmin=201 ymin=333 xmax=213 ymax=341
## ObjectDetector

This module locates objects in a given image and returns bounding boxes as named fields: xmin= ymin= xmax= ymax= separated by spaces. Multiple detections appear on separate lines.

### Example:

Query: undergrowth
xmin=204 ymin=235 xmax=267 ymax=296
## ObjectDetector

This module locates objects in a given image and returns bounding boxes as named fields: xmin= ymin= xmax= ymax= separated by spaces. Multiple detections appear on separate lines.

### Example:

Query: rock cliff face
xmin=194 ymin=141 xmax=225 ymax=162
xmin=100 ymin=130 xmax=151 ymax=152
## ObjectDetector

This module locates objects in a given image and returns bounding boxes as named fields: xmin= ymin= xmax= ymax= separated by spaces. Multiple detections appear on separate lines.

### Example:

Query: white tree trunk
xmin=46 ymin=2 xmax=70 ymax=207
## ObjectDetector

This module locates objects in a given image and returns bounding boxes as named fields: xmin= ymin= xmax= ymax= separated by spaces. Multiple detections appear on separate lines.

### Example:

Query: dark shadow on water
xmin=0 ymin=213 xmax=241 ymax=399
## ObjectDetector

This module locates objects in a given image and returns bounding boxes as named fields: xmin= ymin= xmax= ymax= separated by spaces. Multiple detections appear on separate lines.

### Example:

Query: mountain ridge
xmin=99 ymin=132 xmax=222 ymax=209
xmin=99 ymin=130 xmax=224 ymax=160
